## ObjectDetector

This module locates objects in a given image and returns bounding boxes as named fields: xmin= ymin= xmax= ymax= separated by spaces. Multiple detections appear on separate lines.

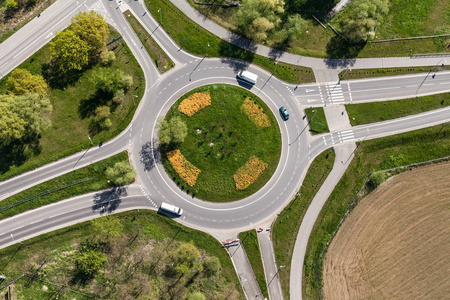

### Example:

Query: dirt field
xmin=323 ymin=161 xmax=450 ymax=300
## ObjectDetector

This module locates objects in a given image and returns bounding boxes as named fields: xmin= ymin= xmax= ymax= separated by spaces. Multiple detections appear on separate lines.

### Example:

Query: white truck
xmin=237 ymin=70 xmax=258 ymax=85
xmin=160 ymin=202 xmax=183 ymax=216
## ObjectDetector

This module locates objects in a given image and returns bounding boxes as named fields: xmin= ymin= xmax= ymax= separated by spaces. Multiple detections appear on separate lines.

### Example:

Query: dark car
xmin=279 ymin=106 xmax=289 ymax=120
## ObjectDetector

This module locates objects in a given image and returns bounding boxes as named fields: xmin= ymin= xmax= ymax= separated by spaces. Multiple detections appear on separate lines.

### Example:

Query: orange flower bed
xmin=167 ymin=150 xmax=201 ymax=187
xmin=178 ymin=92 xmax=211 ymax=117
xmin=241 ymin=98 xmax=270 ymax=127
xmin=234 ymin=156 xmax=268 ymax=190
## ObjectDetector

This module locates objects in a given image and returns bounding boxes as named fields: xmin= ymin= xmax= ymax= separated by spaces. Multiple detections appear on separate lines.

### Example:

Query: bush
xmin=367 ymin=171 xmax=387 ymax=190
xmin=187 ymin=292 xmax=206 ymax=300
xmin=204 ymin=256 xmax=221 ymax=275
xmin=99 ymin=117 xmax=112 ymax=129
xmin=95 ymin=105 xmax=111 ymax=119
xmin=112 ymin=89 xmax=125 ymax=104
xmin=105 ymin=161 xmax=136 ymax=185
xmin=6 ymin=0 xmax=18 ymax=10
xmin=75 ymin=248 xmax=106 ymax=276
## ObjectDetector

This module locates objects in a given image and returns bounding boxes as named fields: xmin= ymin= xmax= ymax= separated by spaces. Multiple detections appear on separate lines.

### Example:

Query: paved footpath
xmin=227 ymin=238 xmax=264 ymax=299
xmin=171 ymin=0 xmax=449 ymax=71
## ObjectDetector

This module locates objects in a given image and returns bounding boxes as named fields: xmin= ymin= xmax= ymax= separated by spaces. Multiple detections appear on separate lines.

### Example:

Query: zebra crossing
xmin=325 ymin=83 xmax=345 ymax=104
xmin=322 ymin=129 xmax=355 ymax=145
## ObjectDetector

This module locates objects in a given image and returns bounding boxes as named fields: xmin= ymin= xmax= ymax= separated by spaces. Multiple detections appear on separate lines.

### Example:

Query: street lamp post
xmin=206 ymin=42 xmax=210 ymax=57
xmin=339 ymin=66 xmax=350 ymax=84
xmin=416 ymin=58 xmax=446 ymax=96
xmin=273 ymin=61 xmax=278 ymax=75
xmin=157 ymin=8 xmax=162 ymax=26
xmin=268 ymin=265 xmax=285 ymax=287
xmin=88 ymin=135 xmax=94 ymax=146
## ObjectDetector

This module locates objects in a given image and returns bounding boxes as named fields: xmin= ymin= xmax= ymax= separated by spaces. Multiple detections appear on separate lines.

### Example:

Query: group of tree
xmin=237 ymin=0 xmax=306 ymax=44
xmin=0 ymin=69 xmax=52 ymax=147
xmin=157 ymin=116 xmax=188 ymax=145
xmin=6 ymin=0 xmax=37 ymax=13
xmin=338 ymin=0 xmax=389 ymax=42
xmin=49 ymin=11 xmax=109 ymax=73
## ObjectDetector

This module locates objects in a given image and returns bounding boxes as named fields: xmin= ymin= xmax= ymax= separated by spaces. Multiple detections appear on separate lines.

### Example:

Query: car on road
xmin=279 ymin=106 xmax=289 ymax=120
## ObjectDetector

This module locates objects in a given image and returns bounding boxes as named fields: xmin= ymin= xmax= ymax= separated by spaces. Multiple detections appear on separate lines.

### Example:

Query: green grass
xmin=0 ymin=0 xmax=57 ymax=44
xmin=303 ymin=124 xmax=450 ymax=299
xmin=238 ymin=230 xmax=268 ymax=299
xmin=145 ymin=0 xmax=315 ymax=83
xmin=124 ymin=10 xmax=174 ymax=73
xmin=0 ymin=26 xmax=144 ymax=181
xmin=0 ymin=151 xmax=131 ymax=221
xmin=338 ymin=65 xmax=450 ymax=80
xmin=346 ymin=93 xmax=450 ymax=126
xmin=272 ymin=148 xmax=335 ymax=299
xmin=161 ymin=84 xmax=281 ymax=202
xmin=305 ymin=108 xmax=330 ymax=135
xmin=188 ymin=0 xmax=450 ymax=58
xmin=0 ymin=210 xmax=244 ymax=299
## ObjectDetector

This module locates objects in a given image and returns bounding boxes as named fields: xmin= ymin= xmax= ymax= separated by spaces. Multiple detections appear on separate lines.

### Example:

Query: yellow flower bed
xmin=178 ymin=92 xmax=211 ymax=117
xmin=241 ymin=98 xmax=270 ymax=127
xmin=167 ymin=150 xmax=201 ymax=187
xmin=234 ymin=156 xmax=268 ymax=190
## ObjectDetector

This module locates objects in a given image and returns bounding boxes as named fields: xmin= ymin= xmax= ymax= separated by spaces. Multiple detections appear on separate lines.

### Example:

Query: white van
xmin=237 ymin=71 xmax=258 ymax=85
xmin=160 ymin=202 xmax=183 ymax=216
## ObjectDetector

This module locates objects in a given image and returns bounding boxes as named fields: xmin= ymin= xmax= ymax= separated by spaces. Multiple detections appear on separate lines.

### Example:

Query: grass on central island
xmin=161 ymin=84 xmax=281 ymax=202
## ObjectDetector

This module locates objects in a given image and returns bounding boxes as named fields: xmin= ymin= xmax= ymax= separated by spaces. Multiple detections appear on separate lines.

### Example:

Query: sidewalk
xmin=171 ymin=0 xmax=447 ymax=71
xmin=227 ymin=238 xmax=264 ymax=299
xmin=258 ymin=228 xmax=283 ymax=300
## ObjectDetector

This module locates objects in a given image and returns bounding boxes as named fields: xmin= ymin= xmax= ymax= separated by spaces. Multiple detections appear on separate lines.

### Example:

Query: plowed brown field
xmin=323 ymin=161 xmax=450 ymax=300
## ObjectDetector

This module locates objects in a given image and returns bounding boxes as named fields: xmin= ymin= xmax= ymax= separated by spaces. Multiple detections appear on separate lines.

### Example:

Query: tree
xmin=340 ymin=0 xmax=389 ymax=42
xmin=6 ymin=69 xmax=48 ymax=98
xmin=99 ymin=50 xmax=116 ymax=66
xmin=204 ymin=256 xmax=221 ymax=275
xmin=71 ymin=11 xmax=109 ymax=57
xmin=50 ymin=30 xmax=89 ymax=72
xmin=95 ymin=106 xmax=110 ymax=119
xmin=284 ymin=14 xmax=306 ymax=41
xmin=0 ymin=95 xmax=26 ymax=146
xmin=75 ymin=249 xmax=106 ymax=276
xmin=91 ymin=217 xmax=124 ymax=243
xmin=171 ymin=242 xmax=202 ymax=278
xmin=105 ymin=161 xmax=136 ymax=185
xmin=157 ymin=116 xmax=188 ymax=145
xmin=248 ymin=17 xmax=274 ymax=43
xmin=13 ymin=93 xmax=53 ymax=136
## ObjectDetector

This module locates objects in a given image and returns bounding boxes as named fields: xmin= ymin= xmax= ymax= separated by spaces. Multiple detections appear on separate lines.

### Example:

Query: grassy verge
xmin=188 ymin=0 xmax=450 ymax=58
xmin=0 ymin=210 xmax=244 ymax=299
xmin=346 ymin=93 xmax=450 ymax=126
xmin=161 ymin=84 xmax=281 ymax=202
xmin=238 ymin=230 xmax=269 ymax=299
xmin=305 ymin=108 xmax=330 ymax=135
xmin=145 ymin=0 xmax=315 ymax=84
xmin=303 ymin=124 xmax=450 ymax=299
xmin=0 ymin=151 xmax=131 ymax=221
xmin=0 ymin=26 xmax=144 ymax=181
xmin=272 ymin=148 xmax=335 ymax=299
xmin=0 ymin=0 xmax=57 ymax=44
xmin=338 ymin=65 xmax=450 ymax=80
xmin=124 ymin=10 xmax=174 ymax=73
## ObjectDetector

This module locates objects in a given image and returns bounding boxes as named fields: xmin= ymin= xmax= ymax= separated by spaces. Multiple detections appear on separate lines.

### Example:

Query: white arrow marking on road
xmin=307 ymin=99 xmax=317 ymax=102
xmin=45 ymin=32 xmax=53 ymax=39
xmin=306 ymin=89 xmax=315 ymax=92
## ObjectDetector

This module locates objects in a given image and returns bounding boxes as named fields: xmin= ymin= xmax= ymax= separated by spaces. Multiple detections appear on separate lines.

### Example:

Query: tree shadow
xmin=0 ymin=134 xmax=41 ymax=175
xmin=78 ymin=89 xmax=112 ymax=119
xmin=217 ymin=33 xmax=257 ymax=73
xmin=42 ymin=63 xmax=85 ymax=90
xmin=140 ymin=139 xmax=161 ymax=172
xmin=91 ymin=186 xmax=126 ymax=214
xmin=324 ymin=36 xmax=365 ymax=68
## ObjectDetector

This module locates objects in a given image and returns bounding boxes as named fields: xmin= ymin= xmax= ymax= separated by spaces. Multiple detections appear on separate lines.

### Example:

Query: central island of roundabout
xmin=158 ymin=84 xmax=282 ymax=202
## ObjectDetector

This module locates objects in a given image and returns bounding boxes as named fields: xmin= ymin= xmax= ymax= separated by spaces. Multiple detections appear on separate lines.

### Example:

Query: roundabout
xmin=159 ymin=84 xmax=282 ymax=202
